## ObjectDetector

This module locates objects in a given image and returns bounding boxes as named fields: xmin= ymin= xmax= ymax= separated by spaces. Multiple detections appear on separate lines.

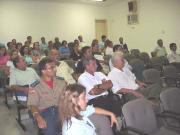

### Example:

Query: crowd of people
xmin=0 ymin=35 xmax=180 ymax=135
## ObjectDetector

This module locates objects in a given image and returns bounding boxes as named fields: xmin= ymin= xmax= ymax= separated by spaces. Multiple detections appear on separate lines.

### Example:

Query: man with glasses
xmin=28 ymin=57 xmax=67 ymax=135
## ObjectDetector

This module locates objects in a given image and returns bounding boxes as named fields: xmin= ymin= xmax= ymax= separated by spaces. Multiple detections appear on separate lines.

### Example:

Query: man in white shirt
xmin=153 ymin=39 xmax=167 ymax=57
xmin=108 ymin=52 xmax=148 ymax=100
xmin=78 ymin=35 xmax=88 ymax=49
xmin=78 ymin=57 xmax=122 ymax=116
xmin=10 ymin=56 xmax=39 ymax=101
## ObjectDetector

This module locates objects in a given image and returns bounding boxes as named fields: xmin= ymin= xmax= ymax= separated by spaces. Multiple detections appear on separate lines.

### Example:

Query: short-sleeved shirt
xmin=27 ymin=77 xmax=67 ymax=110
xmin=62 ymin=105 xmax=96 ymax=135
xmin=167 ymin=51 xmax=180 ymax=63
xmin=78 ymin=71 xmax=108 ymax=100
xmin=154 ymin=46 xmax=167 ymax=57
xmin=108 ymin=67 xmax=139 ymax=94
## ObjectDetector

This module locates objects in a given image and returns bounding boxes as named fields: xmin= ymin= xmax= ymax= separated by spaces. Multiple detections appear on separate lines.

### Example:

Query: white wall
xmin=107 ymin=0 xmax=180 ymax=54
xmin=0 ymin=0 xmax=106 ymax=45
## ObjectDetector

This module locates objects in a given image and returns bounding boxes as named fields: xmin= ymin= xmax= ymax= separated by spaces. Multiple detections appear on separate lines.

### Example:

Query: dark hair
xmin=62 ymin=40 xmax=67 ymax=46
xmin=59 ymin=84 xmax=86 ymax=125
xmin=169 ymin=43 xmax=176 ymax=50
xmin=13 ymin=55 xmax=21 ymax=68
xmin=38 ymin=57 xmax=54 ymax=76
xmin=20 ymin=45 xmax=31 ymax=56
xmin=0 ymin=44 xmax=7 ymax=56
xmin=81 ymin=46 xmax=91 ymax=57
xmin=113 ymin=44 xmax=123 ymax=52
xmin=101 ymin=35 xmax=106 ymax=39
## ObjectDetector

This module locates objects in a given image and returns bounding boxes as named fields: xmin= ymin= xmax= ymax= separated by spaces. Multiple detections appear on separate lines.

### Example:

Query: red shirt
xmin=45 ymin=80 xmax=53 ymax=89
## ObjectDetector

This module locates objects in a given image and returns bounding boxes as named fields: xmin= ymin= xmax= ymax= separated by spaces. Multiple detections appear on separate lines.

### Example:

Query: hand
xmin=138 ymin=82 xmax=147 ymax=88
xmin=101 ymin=80 xmax=112 ymax=89
xmin=110 ymin=113 xmax=119 ymax=128
xmin=28 ymin=87 xmax=36 ymax=94
xmin=132 ymin=91 xmax=144 ymax=98
xmin=36 ymin=114 xmax=47 ymax=129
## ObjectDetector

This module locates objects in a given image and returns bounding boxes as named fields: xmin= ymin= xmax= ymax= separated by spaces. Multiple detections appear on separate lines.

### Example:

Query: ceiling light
xmin=91 ymin=0 xmax=106 ymax=2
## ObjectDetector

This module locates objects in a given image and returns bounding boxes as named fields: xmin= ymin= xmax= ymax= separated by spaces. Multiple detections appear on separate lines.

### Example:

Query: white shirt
xmin=167 ymin=51 xmax=180 ymax=63
xmin=154 ymin=46 xmax=167 ymax=57
xmin=56 ymin=61 xmax=76 ymax=84
xmin=6 ymin=60 xmax=15 ymax=73
xmin=105 ymin=47 xmax=113 ymax=56
xmin=108 ymin=67 xmax=139 ymax=94
xmin=78 ymin=71 xmax=109 ymax=100
xmin=10 ymin=67 xmax=39 ymax=101
xmin=62 ymin=105 xmax=96 ymax=135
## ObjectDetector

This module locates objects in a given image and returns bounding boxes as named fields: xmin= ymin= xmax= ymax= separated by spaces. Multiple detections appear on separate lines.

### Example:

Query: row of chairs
xmin=122 ymin=87 xmax=180 ymax=135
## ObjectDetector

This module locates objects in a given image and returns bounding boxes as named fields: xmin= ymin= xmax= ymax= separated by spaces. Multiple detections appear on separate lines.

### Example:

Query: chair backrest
xmin=163 ymin=65 xmax=179 ymax=78
xmin=122 ymin=98 xmax=158 ymax=134
xmin=150 ymin=57 xmax=163 ymax=72
xmin=160 ymin=87 xmax=180 ymax=114
xmin=123 ymin=53 xmax=135 ymax=62
xmin=130 ymin=49 xmax=140 ymax=58
xmin=143 ymin=68 xmax=161 ymax=84
xmin=139 ymin=52 xmax=152 ymax=68
xmin=129 ymin=58 xmax=145 ymax=81
xmin=30 ymin=64 xmax=40 ymax=75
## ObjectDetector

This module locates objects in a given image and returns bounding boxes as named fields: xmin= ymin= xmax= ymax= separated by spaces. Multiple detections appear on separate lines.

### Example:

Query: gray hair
xmin=111 ymin=52 xmax=124 ymax=65
xmin=82 ymin=57 xmax=96 ymax=68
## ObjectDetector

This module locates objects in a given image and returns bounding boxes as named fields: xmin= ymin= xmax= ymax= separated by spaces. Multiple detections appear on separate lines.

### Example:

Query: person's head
xmin=83 ymin=57 xmax=97 ymax=74
xmin=13 ymin=56 xmax=27 ymax=71
xmin=157 ymin=39 xmax=163 ymax=47
xmin=74 ymin=42 xmax=80 ymax=52
xmin=12 ymin=39 xmax=16 ymax=45
xmin=7 ymin=42 xmax=13 ymax=49
xmin=113 ymin=44 xmax=123 ymax=52
xmin=74 ymin=39 xmax=79 ymax=45
xmin=111 ymin=52 xmax=125 ymax=69
xmin=101 ymin=35 xmax=107 ymax=42
xmin=38 ymin=57 xmax=56 ymax=77
xmin=59 ymin=84 xmax=87 ymax=124
xmin=81 ymin=46 xmax=92 ymax=58
xmin=119 ymin=37 xmax=123 ymax=44
xmin=41 ymin=37 xmax=46 ymax=43
xmin=169 ymin=43 xmax=177 ymax=52
xmin=27 ymin=36 xmax=32 ymax=43
xmin=78 ymin=35 xmax=83 ymax=42
xmin=9 ymin=50 xmax=18 ymax=60
xmin=16 ymin=42 xmax=22 ymax=51
xmin=49 ymin=49 xmax=59 ymax=61
xmin=20 ymin=45 xmax=30 ymax=56
xmin=91 ymin=39 xmax=99 ymax=53
xmin=0 ymin=44 xmax=7 ymax=56
xmin=33 ymin=42 xmax=40 ymax=50
xmin=55 ymin=37 xmax=59 ymax=43
xmin=62 ymin=40 xmax=67 ymax=47
xmin=105 ymin=40 xmax=113 ymax=48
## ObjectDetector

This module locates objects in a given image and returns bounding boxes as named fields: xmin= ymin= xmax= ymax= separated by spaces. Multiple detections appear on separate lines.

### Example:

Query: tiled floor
xmin=0 ymin=88 xmax=37 ymax=135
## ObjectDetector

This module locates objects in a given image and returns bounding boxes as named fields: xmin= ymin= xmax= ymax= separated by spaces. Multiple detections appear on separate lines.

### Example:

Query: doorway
xmin=95 ymin=20 xmax=107 ymax=41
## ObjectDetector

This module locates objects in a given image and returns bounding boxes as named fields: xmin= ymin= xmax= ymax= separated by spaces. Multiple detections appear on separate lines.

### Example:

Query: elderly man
xmin=108 ymin=52 xmax=148 ymax=100
xmin=9 ymin=56 xmax=39 ymax=101
xmin=28 ymin=57 xmax=67 ymax=135
xmin=78 ymin=57 xmax=122 ymax=115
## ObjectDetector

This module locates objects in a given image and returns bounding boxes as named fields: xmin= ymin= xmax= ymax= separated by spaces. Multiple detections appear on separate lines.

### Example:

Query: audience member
xmin=16 ymin=42 xmax=22 ymax=55
xmin=78 ymin=35 xmax=87 ymax=49
xmin=26 ymin=36 xmax=33 ymax=48
xmin=105 ymin=40 xmax=113 ymax=56
xmin=60 ymin=84 xmax=118 ymax=135
xmin=153 ymin=39 xmax=167 ymax=57
xmin=40 ymin=37 xmax=48 ymax=55
xmin=28 ymin=57 xmax=66 ymax=135
xmin=91 ymin=39 xmax=101 ymax=55
xmin=78 ymin=57 xmax=122 ymax=116
xmin=99 ymin=35 xmax=107 ymax=52
xmin=76 ymin=46 xmax=103 ymax=74
xmin=53 ymin=37 xmax=61 ymax=50
xmin=108 ymin=52 xmax=148 ymax=100
xmin=70 ymin=42 xmax=81 ymax=61
xmin=10 ymin=56 xmax=39 ymax=101
xmin=59 ymin=40 xmax=70 ymax=60
xmin=20 ymin=45 xmax=34 ymax=65
xmin=32 ymin=42 xmax=41 ymax=63
xmin=119 ymin=37 xmax=129 ymax=53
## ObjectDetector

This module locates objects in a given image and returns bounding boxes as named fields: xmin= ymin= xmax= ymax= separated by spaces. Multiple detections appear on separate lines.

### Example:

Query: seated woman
xmin=0 ymin=44 xmax=10 ymax=77
xmin=31 ymin=42 xmax=41 ymax=63
xmin=59 ymin=40 xmax=70 ymax=60
xmin=59 ymin=84 xmax=119 ymax=135
xmin=20 ymin=45 xmax=34 ymax=65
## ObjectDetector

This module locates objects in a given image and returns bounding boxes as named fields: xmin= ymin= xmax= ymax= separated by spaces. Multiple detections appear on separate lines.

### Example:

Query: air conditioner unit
xmin=127 ymin=14 xmax=138 ymax=24
xmin=128 ymin=0 xmax=137 ymax=13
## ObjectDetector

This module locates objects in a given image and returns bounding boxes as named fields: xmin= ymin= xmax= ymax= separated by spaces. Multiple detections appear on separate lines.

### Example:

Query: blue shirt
xmin=59 ymin=46 xmax=70 ymax=56
xmin=62 ymin=105 xmax=96 ymax=135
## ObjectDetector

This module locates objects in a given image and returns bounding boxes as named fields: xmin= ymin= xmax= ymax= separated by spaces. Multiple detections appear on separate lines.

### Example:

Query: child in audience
xmin=59 ymin=84 xmax=119 ymax=135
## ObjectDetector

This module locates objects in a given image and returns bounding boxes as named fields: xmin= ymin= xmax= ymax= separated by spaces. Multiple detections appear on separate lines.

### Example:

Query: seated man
xmin=167 ymin=43 xmax=180 ymax=71
xmin=108 ymin=52 xmax=148 ymax=101
xmin=153 ymin=39 xmax=167 ymax=57
xmin=28 ymin=57 xmax=67 ymax=135
xmin=49 ymin=49 xmax=76 ymax=84
xmin=78 ymin=57 xmax=122 ymax=116
xmin=9 ymin=56 xmax=39 ymax=101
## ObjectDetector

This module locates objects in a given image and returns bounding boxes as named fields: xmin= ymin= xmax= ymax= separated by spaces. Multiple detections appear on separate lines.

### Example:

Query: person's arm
xmin=116 ymin=88 xmax=144 ymax=98
xmin=88 ymin=80 xmax=112 ymax=95
xmin=30 ymin=105 xmax=47 ymax=129
xmin=10 ymin=85 xmax=29 ymax=94
xmin=135 ymin=80 xmax=147 ymax=88
xmin=95 ymin=107 xmax=119 ymax=128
